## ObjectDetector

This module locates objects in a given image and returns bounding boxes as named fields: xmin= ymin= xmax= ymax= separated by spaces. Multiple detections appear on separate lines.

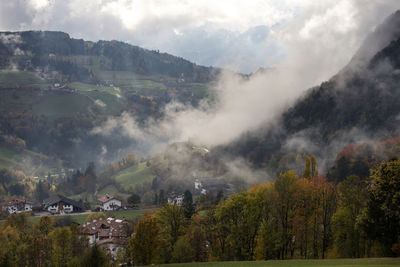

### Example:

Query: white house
xmin=0 ymin=199 xmax=33 ymax=214
xmin=98 ymin=194 xmax=122 ymax=211
xmin=194 ymin=178 xmax=235 ymax=196
xmin=42 ymin=194 xmax=83 ymax=214
xmin=167 ymin=192 xmax=184 ymax=206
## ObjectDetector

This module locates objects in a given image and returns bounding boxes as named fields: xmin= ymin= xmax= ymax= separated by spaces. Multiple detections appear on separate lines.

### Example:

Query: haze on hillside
xmin=87 ymin=1 xmax=400 ymax=154
xmin=1 ymin=1 xmax=400 ymax=172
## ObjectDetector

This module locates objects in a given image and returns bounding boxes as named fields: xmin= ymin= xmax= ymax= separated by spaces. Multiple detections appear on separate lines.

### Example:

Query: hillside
xmin=0 ymin=31 xmax=217 ymax=169
xmin=221 ymin=10 xmax=400 ymax=179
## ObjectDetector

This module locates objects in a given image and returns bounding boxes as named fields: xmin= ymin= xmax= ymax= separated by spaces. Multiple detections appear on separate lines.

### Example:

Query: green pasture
xmin=32 ymin=92 xmax=93 ymax=117
xmin=0 ymin=70 xmax=48 ymax=88
xmin=30 ymin=208 xmax=156 ymax=225
xmin=0 ymin=144 xmax=44 ymax=170
xmin=95 ymin=71 xmax=166 ymax=90
xmin=113 ymin=162 xmax=154 ymax=189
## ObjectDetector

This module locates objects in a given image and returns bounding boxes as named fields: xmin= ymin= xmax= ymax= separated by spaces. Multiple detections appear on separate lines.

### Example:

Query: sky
xmin=0 ymin=0 xmax=399 ymax=73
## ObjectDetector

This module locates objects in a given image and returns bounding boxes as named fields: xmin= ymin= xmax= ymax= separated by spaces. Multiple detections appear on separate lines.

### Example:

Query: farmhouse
xmin=167 ymin=192 xmax=184 ymax=206
xmin=42 ymin=194 xmax=83 ymax=214
xmin=0 ymin=199 xmax=33 ymax=214
xmin=80 ymin=217 xmax=130 ymax=259
xmin=194 ymin=178 xmax=235 ymax=196
xmin=98 ymin=194 xmax=122 ymax=211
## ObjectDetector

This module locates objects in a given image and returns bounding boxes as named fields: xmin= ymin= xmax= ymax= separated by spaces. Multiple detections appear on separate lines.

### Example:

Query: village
xmin=0 ymin=177 xmax=235 ymax=260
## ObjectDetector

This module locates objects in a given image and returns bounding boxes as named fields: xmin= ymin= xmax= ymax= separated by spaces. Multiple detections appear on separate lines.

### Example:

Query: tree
xmin=360 ymin=160 xmax=400 ymax=256
xmin=332 ymin=175 xmax=366 ymax=258
xmin=311 ymin=155 xmax=318 ymax=177
xmin=274 ymin=171 xmax=298 ymax=259
xmin=215 ymin=190 xmax=264 ymax=260
xmin=171 ymin=237 xmax=195 ymax=263
xmin=303 ymin=156 xmax=318 ymax=179
xmin=319 ymin=178 xmax=337 ymax=259
xmin=303 ymin=157 xmax=311 ymax=178
xmin=80 ymin=243 xmax=109 ymax=267
xmin=129 ymin=214 xmax=164 ymax=265
xmin=183 ymin=190 xmax=195 ymax=219
xmin=127 ymin=193 xmax=141 ymax=205
xmin=293 ymin=178 xmax=315 ymax=259
xmin=157 ymin=203 xmax=185 ymax=249
xmin=49 ymin=227 xmax=72 ymax=266
xmin=158 ymin=189 xmax=166 ymax=206
xmin=35 ymin=180 xmax=50 ymax=203
xmin=0 ymin=169 xmax=12 ymax=192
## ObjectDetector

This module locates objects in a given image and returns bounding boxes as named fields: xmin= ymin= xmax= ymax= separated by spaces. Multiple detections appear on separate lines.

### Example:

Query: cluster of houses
xmin=0 ymin=193 xmax=123 ymax=215
xmin=167 ymin=178 xmax=235 ymax=206
xmin=80 ymin=217 xmax=130 ymax=259
xmin=0 ymin=177 xmax=235 ymax=261
xmin=0 ymin=194 xmax=128 ymax=260
xmin=0 ymin=199 xmax=33 ymax=214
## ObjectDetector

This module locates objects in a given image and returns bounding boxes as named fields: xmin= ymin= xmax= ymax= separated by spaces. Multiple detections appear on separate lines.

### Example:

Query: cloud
xmin=89 ymin=1 xmax=400 ymax=154
xmin=0 ymin=1 xmax=399 ymax=72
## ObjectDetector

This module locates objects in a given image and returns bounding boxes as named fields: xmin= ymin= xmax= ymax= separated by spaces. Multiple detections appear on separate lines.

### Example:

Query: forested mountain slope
xmin=223 ymin=10 xmax=400 ymax=179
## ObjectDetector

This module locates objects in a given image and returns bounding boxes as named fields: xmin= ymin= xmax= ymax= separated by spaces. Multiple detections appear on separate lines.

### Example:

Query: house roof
xmin=0 ymin=198 xmax=33 ymax=207
xmin=97 ymin=194 xmax=121 ymax=204
xmin=42 ymin=194 xmax=83 ymax=210
xmin=80 ymin=217 xmax=129 ymax=240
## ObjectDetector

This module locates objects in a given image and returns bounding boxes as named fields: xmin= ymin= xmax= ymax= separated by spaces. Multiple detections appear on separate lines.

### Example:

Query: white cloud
xmin=0 ymin=1 xmax=399 ymax=73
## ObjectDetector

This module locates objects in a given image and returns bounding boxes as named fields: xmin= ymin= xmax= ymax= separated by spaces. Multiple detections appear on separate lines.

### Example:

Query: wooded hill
xmin=0 ymin=31 xmax=218 ymax=171
xmin=223 ymin=10 xmax=400 ymax=181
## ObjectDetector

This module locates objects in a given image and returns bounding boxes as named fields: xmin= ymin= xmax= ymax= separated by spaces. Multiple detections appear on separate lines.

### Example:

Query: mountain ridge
xmin=220 ymin=10 xmax=400 ymax=179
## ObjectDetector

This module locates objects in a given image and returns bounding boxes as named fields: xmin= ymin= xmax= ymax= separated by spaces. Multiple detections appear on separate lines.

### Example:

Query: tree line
xmin=0 ymin=158 xmax=399 ymax=266
xmin=130 ymin=158 xmax=400 ymax=265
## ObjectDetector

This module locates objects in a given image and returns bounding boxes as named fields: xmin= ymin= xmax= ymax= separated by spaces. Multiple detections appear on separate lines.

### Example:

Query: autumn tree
xmin=360 ymin=160 xmax=400 ymax=256
xmin=332 ymin=175 xmax=367 ymax=258
xmin=303 ymin=157 xmax=311 ymax=178
xmin=129 ymin=214 xmax=164 ymax=265
xmin=214 ymin=190 xmax=264 ymax=260
xmin=273 ymin=171 xmax=298 ymax=259
xmin=49 ymin=227 xmax=72 ymax=266
xmin=157 ymin=203 xmax=185 ymax=251
xmin=294 ymin=178 xmax=315 ymax=258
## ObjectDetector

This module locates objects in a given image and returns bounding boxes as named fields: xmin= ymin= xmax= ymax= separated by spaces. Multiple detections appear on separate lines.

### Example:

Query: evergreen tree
xmin=311 ymin=155 xmax=318 ymax=177
xmin=183 ymin=190 xmax=195 ymax=219
xmin=303 ymin=157 xmax=311 ymax=178
xmin=159 ymin=189 xmax=166 ymax=206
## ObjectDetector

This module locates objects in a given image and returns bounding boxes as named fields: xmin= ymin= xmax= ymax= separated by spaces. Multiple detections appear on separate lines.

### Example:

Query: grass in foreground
xmin=155 ymin=258 xmax=400 ymax=267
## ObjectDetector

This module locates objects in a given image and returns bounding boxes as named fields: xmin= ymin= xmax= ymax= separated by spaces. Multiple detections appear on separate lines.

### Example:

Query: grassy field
xmin=32 ymin=92 xmax=93 ymax=117
xmin=155 ymin=258 xmax=400 ymax=267
xmin=0 ymin=70 xmax=48 ymax=88
xmin=0 ymin=144 xmax=44 ymax=171
xmin=113 ymin=162 xmax=154 ymax=189
xmin=68 ymin=82 xmax=125 ymax=114
xmin=95 ymin=71 xmax=166 ymax=90
xmin=30 ymin=208 xmax=156 ymax=225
